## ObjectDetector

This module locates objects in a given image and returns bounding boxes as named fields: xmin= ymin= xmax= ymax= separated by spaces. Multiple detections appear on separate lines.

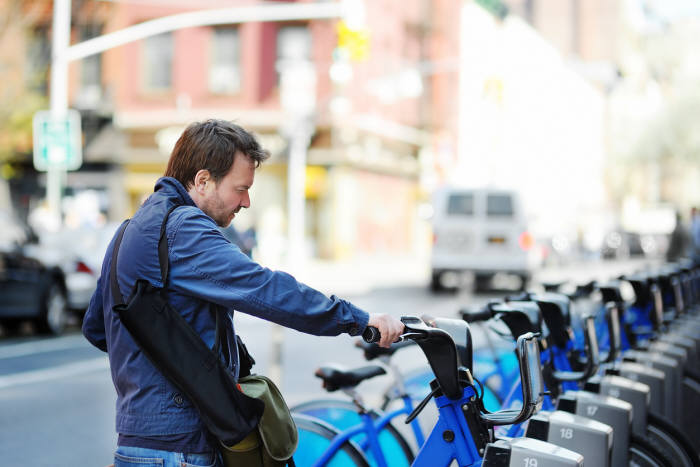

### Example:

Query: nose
xmin=241 ymin=191 xmax=250 ymax=209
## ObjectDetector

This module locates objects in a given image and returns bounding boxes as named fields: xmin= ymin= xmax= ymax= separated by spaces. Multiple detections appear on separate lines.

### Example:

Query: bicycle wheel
xmin=682 ymin=373 xmax=700 ymax=444
xmin=293 ymin=413 xmax=370 ymax=467
xmin=293 ymin=399 xmax=413 ymax=467
xmin=629 ymin=434 xmax=670 ymax=466
xmin=644 ymin=413 xmax=700 ymax=467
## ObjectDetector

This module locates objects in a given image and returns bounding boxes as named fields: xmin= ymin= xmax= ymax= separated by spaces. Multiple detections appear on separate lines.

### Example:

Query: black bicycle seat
xmin=354 ymin=339 xmax=415 ymax=361
xmin=314 ymin=365 xmax=386 ymax=392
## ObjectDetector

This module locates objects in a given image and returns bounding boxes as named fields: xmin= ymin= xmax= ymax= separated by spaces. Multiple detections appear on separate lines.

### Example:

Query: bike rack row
xmin=290 ymin=259 xmax=700 ymax=466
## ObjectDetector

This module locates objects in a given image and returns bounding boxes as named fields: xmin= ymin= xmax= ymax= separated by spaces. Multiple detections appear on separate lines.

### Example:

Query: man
xmin=82 ymin=120 xmax=403 ymax=467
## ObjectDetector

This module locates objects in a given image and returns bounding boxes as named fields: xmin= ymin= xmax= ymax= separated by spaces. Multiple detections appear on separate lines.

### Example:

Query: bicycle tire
xmin=629 ymin=434 xmax=671 ymax=466
xmin=682 ymin=373 xmax=700 ymax=444
xmin=293 ymin=413 xmax=370 ymax=467
xmin=642 ymin=413 xmax=700 ymax=467
xmin=293 ymin=399 xmax=414 ymax=467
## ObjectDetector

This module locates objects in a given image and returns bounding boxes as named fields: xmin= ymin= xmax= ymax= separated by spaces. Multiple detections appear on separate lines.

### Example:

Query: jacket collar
xmin=153 ymin=177 xmax=197 ymax=207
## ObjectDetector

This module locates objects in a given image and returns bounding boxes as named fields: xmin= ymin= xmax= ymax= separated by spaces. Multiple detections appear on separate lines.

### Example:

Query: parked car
xmin=0 ymin=211 xmax=68 ymax=335
xmin=601 ymin=230 xmax=650 ymax=260
xmin=429 ymin=188 xmax=542 ymax=291
xmin=25 ymin=222 xmax=120 ymax=312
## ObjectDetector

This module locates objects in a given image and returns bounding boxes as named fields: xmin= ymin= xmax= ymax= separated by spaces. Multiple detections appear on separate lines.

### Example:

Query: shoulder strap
xmin=158 ymin=204 xmax=181 ymax=287
xmin=110 ymin=203 xmax=181 ymax=305
xmin=110 ymin=220 xmax=130 ymax=306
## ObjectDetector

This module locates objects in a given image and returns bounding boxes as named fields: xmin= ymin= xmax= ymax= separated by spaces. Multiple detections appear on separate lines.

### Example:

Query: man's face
xmin=198 ymin=153 xmax=256 ymax=227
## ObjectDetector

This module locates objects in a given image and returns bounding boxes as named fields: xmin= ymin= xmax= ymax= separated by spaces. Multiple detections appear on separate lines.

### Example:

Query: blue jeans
xmin=114 ymin=446 xmax=219 ymax=467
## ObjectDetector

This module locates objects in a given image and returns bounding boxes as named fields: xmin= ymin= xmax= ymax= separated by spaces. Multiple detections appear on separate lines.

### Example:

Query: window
xmin=486 ymin=194 xmax=514 ymax=217
xmin=26 ymin=26 xmax=50 ymax=94
xmin=75 ymin=24 xmax=103 ymax=108
xmin=80 ymin=24 xmax=102 ymax=89
xmin=209 ymin=27 xmax=240 ymax=94
xmin=143 ymin=32 xmax=173 ymax=91
xmin=276 ymin=25 xmax=311 ymax=80
xmin=447 ymin=193 xmax=474 ymax=216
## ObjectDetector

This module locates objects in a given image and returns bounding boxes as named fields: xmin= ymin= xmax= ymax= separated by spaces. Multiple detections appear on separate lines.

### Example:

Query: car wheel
xmin=430 ymin=271 xmax=443 ymax=292
xmin=1 ymin=319 xmax=24 ymax=336
xmin=518 ymin=274 xmax=530 ymax=291
xmin=474 ymin=274 xmax=491 ymax=292
xmin=37 ymin=284 xmax=68 ymax=335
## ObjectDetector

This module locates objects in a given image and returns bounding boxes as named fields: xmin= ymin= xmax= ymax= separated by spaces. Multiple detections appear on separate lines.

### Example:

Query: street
xmin=0 ymin=258 xmax=654 ymax=466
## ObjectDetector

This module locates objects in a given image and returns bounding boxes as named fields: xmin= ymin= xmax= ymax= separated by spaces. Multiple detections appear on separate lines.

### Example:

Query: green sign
xmin=32 ymin=110 xmax=82 ymax=171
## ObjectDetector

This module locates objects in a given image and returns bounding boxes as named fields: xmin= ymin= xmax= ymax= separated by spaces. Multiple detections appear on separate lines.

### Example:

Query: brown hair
xmin=164 ymin=120 xmax=270 ymax=189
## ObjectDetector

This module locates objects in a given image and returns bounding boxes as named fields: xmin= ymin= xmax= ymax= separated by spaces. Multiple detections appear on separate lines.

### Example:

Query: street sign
xmin=32 ymin=110 xmax=82 ymax=171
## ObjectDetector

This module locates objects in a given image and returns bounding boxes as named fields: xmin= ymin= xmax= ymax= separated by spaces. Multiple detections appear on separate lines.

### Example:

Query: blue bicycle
xmin=292 ymin=316 xmax=583 ymax=467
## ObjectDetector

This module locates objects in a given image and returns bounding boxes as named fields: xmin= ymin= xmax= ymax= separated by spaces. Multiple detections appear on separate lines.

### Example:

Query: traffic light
xmin=336 ymin=20 xmax=369 ymax=62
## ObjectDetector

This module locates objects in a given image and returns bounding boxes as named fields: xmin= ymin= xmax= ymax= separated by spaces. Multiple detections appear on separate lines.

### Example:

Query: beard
xmin=201 ymin=191 xmax=238 ymax=227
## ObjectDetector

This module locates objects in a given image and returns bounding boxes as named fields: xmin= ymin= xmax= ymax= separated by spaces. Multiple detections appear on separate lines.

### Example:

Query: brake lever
xmin=400 ymin=331 xmax=425 ymax=341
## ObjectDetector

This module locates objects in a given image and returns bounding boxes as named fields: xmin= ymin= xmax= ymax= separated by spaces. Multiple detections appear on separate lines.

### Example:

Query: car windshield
xmin=447 ymin=193 xmax=474 ymax=216
xmin=486 ymin=194 xmax=514 ymax=217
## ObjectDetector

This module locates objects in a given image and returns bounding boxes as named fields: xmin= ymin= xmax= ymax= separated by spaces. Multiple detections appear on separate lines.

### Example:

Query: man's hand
xmin=366 ymin=313 xmax=404 ymax=348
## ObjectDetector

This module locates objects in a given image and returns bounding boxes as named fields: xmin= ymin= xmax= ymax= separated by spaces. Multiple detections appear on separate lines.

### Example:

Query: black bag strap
xmin=109 ymin=205 xmax=227 ymax=354
xmin=110 ymin=204 xmax=180 ymax=305
xmin=110 ymin=220 xmax=130 ymax=306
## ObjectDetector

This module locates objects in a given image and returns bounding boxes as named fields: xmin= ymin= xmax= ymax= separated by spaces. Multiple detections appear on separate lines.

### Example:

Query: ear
xmin=192 ymin=169 xmax=211 ymax=194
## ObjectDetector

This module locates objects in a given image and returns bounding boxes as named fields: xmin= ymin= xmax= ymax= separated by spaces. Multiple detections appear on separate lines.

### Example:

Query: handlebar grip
xmin=460 ymin=307 xmax=493 ymax=323
xmin=362 ymin=326 xmax=381 ymax=343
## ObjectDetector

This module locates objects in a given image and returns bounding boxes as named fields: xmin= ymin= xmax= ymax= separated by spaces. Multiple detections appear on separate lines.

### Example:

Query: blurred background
xmin=0 ymin=0 xmax=699 ymax=464
xmin=1 ymin=0 xmax=698 ymax=271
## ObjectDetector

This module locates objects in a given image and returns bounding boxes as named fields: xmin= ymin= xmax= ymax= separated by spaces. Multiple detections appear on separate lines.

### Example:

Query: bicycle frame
xmin=411 ymin=386 xmax=483 ymax=467
xmin=311 ymin=385 xmax=482 ymax=467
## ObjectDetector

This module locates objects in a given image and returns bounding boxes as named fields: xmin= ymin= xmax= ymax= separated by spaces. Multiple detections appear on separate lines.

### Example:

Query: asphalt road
xmin=0 ymin=258 xmax=654 ymax=466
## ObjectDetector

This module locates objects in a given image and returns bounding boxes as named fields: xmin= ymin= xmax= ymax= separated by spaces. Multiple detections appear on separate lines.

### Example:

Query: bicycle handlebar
xmin=362 ymin=326 xmax=381 ymax=343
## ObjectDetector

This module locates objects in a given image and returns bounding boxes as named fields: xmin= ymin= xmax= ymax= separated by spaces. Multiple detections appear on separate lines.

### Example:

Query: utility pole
xmin=47 ymin=0 xmax=71 ymax=228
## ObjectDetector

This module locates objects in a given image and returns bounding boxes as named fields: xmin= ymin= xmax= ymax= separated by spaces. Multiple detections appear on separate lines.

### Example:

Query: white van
xmin=430 ymin=188 xmax=541 ymax=291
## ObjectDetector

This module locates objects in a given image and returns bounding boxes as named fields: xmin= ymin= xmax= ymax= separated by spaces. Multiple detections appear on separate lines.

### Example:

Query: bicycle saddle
xmin=314 ymin=365 xmax=386 ymax=392
xmin=354 ymin=338 xmax=415 ymax=361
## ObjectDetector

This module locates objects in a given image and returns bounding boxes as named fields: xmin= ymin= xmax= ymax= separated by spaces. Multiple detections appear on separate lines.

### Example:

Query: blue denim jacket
xmin=82 ymin=177 xmax=369 ymax=441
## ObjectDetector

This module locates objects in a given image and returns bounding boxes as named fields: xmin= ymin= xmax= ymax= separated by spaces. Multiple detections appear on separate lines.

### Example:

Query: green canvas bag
xmin=220 ymin=374 xmax=297 ymax=467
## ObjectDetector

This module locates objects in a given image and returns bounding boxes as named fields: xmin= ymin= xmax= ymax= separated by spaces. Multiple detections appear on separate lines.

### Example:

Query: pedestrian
xmin=82 ymin=120 xmax=403 ymax=467
xmin=692 ymin=207 xmax=700 ymax=261
xmin=666 ymin=209 xmax=689 ymax=262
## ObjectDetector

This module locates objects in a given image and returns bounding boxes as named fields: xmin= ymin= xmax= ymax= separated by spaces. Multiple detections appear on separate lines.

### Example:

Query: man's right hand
xmin=366 ymin=313 xmax=404 ymax=348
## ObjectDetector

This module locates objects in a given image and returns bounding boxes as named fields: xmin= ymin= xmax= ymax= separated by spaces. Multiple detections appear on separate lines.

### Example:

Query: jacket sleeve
xmin=167 ymin=210 xmax=369 ymax=336
xmin=82 ymin=270 xmax=108 ymax=352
